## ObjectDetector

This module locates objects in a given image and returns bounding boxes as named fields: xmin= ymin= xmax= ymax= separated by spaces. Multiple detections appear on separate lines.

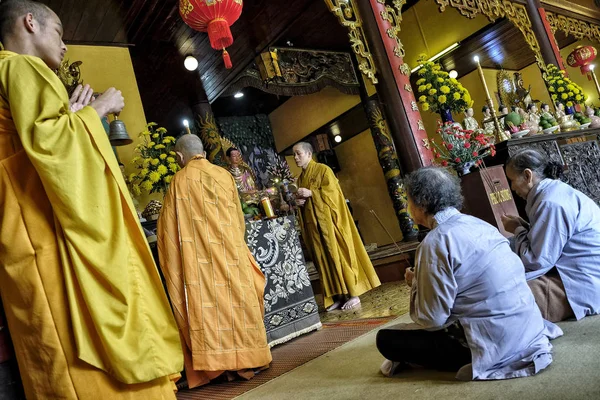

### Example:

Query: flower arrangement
xmin=424 ymin=122 xmax=496 ymax=171
xmin=545 ymin=64 xmax=587 ymax=108
xmin=266 ymin=156 xmax=294 ymax=186
xmin=129 ymin=123 xmax=180 ymax=196
xmin=415 ymin=55 xmax=473 ymax=115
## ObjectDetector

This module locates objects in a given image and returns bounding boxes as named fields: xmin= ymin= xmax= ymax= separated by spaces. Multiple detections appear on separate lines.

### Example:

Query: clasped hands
xmin=501 ymin=214 xmax=529 ymax=234
xmin=295 ymin=188 xmax=312 ymax=207
xmin=69 ymin=84 xmax=125 ymax=118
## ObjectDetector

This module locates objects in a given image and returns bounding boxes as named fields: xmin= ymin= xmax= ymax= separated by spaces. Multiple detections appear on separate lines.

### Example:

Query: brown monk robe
xmin=158 ymin=135 xmax=272 ymax=388
xmin=294 ymin=142 xmax=381 ymax=311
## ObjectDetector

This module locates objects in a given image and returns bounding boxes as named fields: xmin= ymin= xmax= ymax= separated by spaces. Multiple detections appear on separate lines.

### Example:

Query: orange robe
xmin=0 ymin=52 xmax=182 ymax=398
xmin=298 ymin=160 xmax=381 ymax=308
xmin=158 ymin=157 xmax=272 ymax=388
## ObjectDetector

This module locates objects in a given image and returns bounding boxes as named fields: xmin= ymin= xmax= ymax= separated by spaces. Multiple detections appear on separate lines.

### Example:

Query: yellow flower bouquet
xmin=415 ymin=55 xmax=473 ymax=122
xmin=129 ymin=122 xmax=179 ymax=196
xmin=545 ymin=64 xmax=586 ymax=111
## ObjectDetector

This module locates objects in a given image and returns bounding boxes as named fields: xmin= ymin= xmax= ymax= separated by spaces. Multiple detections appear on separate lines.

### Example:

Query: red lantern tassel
xmin=223 ymin=49 xmax=232 ymax=69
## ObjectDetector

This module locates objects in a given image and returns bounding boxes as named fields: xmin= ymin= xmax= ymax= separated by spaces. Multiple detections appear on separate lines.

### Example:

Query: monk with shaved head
xmin=0 ymin=1 xmax=183 ymax=398
xmin=157 ymin=134 xmax=272 ymax=388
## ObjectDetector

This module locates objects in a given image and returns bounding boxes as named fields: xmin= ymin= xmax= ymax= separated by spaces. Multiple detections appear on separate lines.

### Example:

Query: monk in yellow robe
xmin=0 ymin=1 xmax=182 ymax=398
xmin=294 ymin=142 xmax=381 ymax=311
xmin=157 ymin=135 xmax=272 ymax=389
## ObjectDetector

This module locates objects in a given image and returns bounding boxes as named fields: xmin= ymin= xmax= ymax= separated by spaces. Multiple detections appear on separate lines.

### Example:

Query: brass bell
xmin=108 ymin=114 xmax=133 ymax=146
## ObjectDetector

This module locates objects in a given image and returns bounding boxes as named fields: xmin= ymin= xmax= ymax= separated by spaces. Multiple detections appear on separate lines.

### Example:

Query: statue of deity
xmin=540 ymin=103 xmax=553 ymax=120
xmin=481 ymin=105 xmax=495 ymax=136
xmin=462 ymin=107 xmax=480 ymax=131
xmin=555 ymin=102 xmax=566 ymax=119
xmin=226 ymin=147 xmax=259 ymax=205
xmin=526 ymin=103 xmax=540 ymax=126
xmin=514 ymin=72 xmax=533 ymax=108
xmin=585 ymin=106 xmax=600 ymax=128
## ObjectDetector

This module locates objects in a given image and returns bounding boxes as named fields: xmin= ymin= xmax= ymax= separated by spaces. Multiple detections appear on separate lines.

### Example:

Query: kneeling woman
xmin=377 ymin=167 xmax=561 ymax=380
xmin=503 ymin=149 xmax=600 ymax=322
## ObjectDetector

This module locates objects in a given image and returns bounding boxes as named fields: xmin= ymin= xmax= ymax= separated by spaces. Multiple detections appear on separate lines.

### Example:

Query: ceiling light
xmin=449 ymin=70 xmax=458 ymax=79
xmin=411 ymin=43 xmax=460 ymax=73
xmin=234 ymin=92 xmax=244 ymax=98
xmin=184 ymin=55 xmax=198 ymax=71
xmin=334 ymin=135 xmax=342 ymax=143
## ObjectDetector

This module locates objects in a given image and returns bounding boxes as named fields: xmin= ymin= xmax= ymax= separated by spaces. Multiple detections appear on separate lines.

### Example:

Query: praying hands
xmin=501 ymin=214 xmax=529 ymax=234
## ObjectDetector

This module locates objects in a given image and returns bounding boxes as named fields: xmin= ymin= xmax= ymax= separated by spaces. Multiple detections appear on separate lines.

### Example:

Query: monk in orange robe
xmin=0 ymin=1 xmax=182 ymax=398
xmin=158 ymin=135 xmax=272 ymax=389
xmin=294 ymin=142 xmax=381 ymax=311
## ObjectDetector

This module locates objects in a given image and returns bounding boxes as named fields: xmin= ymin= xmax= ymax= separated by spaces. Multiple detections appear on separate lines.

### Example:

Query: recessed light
xmin=334 ymin=135 xmax=342 ymax=143
xmin=184 ymin=55 xmax=198 ymax=71
xmin=449 ymin=70 xmax=458 ymax=79
xmin=234 ymin=92 xmax=244 ymax=99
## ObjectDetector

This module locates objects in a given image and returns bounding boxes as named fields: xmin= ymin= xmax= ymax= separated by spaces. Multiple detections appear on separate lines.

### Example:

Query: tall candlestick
xmin=474 ymin=56 xmax=510 ymax=143
xmin=591 ymin=65 xmax=600 ymax=102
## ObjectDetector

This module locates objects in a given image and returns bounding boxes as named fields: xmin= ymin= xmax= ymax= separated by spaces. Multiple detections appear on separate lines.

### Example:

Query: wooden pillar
xmin=190 ymin=72 xmax=227 ymax=166
xmin=525 ymin=0 xmax=565 ymax=69
xmin=355 ymin=0 xmax=433 ymax=173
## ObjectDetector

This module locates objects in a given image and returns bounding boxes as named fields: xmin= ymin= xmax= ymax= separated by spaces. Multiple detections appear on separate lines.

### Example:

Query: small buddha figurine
xmin=555 ymin=102 xmax=566 ymax=119
xmin=540 ymin=103 xmax=553 ymax=120
xmin=226 ymin=147 xmax=259 ymax=205
xmin=462 ymin=107 xmax=480 ymax=131
xmin=585 ymin=106 xmax=600 ymax=128
xmin=498 ymin=104 xmax=508 ymax=127
xmin=481 ymin=105 xmax=495 ymax=135
xmin=526 ymin=103 xmax=540 ymax=125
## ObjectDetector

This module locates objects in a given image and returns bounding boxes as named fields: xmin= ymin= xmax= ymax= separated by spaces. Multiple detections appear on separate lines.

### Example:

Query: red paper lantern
xmin=179 ymin=0 xmax=243 ymax=69
xmin=567 ymin=45 xmax=597 ymax=78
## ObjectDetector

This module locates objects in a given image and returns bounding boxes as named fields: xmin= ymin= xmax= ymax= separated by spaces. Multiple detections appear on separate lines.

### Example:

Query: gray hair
xmin=294 ymin=141 xmax=313 ymax=155
xmin=0 ymin=0 xmax=52 ymax=42
xmin=175 ymin=134 xmax=204 ymax=163
xmin=404 ymin=167 xmax=463 ymax=215
xmin=507 ymin=149 xmax=563 ymax=180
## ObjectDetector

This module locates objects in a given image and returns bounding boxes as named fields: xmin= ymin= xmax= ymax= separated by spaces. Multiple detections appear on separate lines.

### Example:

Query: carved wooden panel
xmin=507 ymin=140 xmax=564 ymax=165
xmin=559 ymin=139 xmax=600 ymax=204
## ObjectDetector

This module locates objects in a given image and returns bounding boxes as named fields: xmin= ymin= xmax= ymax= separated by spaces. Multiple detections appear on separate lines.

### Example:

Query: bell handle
xmin=113 ymin=112 xmax=120 ymax=121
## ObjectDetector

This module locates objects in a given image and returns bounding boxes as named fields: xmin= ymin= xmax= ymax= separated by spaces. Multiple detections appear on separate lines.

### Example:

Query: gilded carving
xmin=399 ymin=63 xmax=411 ymax=75
xmin=324 ymin=0 xmax=378 ymax=84
xmin=411 ymin=101 xmax=419 ymax=111
xmin=404 ymin=84 xmax=413 ymax=92
xmin=377 ymin=0 xmax=407 ymax=59
xmin=418 ymin=120 xmax=425 ymax=131
xmin=434 ymin=0 xmax=545 ymax=70
xmin=545 ymin=11 xmax=600 ymax=43
xmin=180 ymin=0 xmax=194 ymax=18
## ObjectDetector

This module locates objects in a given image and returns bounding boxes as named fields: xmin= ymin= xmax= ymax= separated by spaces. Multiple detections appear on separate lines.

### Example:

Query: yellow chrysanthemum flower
xmin=148 ymin=141 xmax=156 ymax=147
xmin=440 ymin=86 xmax=450 ymax=94
xmin=558 ymin=80 xmax=564 ymax=84
xmin=416 ymin=78 xmax=426 ymax=85
xmin=160 ymin=154 xmax=167 ymax=160
xmin=568 ymin=92 xmax=574 ymax=97
xmin=149 ymin=171 xmax=161 ymax=183
xmin=418 ymin=68 xmax=427 ymax=76
xmin=567 ymin=84 xmax=575 ymax=91
xmin=169 ymin=163 xmax=179 ymax=173
xmin=152 ymin=133 xmax=159 ymax=139
xmin=573 ymin=88 xmax=580 ymax=94
xmin=147 ymin=122 xmax=158 ymax=127
xmin=141 ymin=130 xmax=151 ymax=136
xmin=151 ymin=159 xmax=160 ymax=166
xmin=128 ymin=173 xmax=137 ymax=182
xmin=165 ymin=175 xmax=173 ymax=184
xmin=140 ymin=168 xmax=149 ymax=177
xmin=132 ymin=184 xmax=141 ymax=197
xmin=142 ymin=181 xmax=154 ymax=191
xmin=429 ymin=89 xmax=437 ymax=95
xmin=561 ymin=93 xmax=568 ymax=100
xmin=450 ymin=78 xmax=458 ymax=85
xmin=437 ymin=78 xmax=444 ymax=83
xmin=453 ymin=92 xmax=461 ymax=100
xmin=438 ymin=95 xmax=447 ymax=104
xmin=576 ymin=94 xmax=583 ymax=101
xmin=557 ymin=87 xmax=565 ymax=93
xmin=548 ymin=87 xmax=555 ymax=92
xmin=167 ymin=157 xmax=175 ymax=163
xmin=418 ymin=85 xmax=427 ymax=93
xmin=143 ymin=159 xmax=151 ymax=168
xmin=551 ymin=94 xmax=558 ymax=100
xmin=169 ymin=151 xmax=176 ymax=156
xmin=566 ymin=101 xmax=573 ymax=107
xmin=422 ymin=102 xmax=430 ymax=111
xmin=155 ymin=144 xmax=166 ymax=150
xmin=426 ymin=84 xmax=432 ymax=89
xmin=157 ymin=165 xmax=168 ymax=175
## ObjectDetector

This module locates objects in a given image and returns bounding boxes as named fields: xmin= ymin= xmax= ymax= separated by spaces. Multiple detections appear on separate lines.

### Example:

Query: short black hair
xmin=226 ymin=147 xmax=239 ymax=157
xmin=0 ymin=0 xmax=52 ymax=42
xmin=404 ymin=167 xmax=463 ymax=215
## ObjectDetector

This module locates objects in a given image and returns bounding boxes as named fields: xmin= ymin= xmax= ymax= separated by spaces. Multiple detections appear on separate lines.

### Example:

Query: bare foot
xmin=326 ymin=300 xmax=342 ymax=312
xmin=341 ymin=296 xmax=361 ymax=310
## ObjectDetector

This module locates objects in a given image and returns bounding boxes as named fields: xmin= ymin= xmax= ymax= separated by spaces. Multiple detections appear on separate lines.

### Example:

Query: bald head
xmin=294 ymin=142 xmax=313 ymax=155
xmin=175 ymin=134 xmax=205 ymax=166
xmin=0 ymin=0 xmax=51 ymax=41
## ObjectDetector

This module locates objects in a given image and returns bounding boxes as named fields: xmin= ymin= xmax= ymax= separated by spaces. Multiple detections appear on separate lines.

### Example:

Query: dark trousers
xmin=376 ymin=325 xmax=472 ymax=372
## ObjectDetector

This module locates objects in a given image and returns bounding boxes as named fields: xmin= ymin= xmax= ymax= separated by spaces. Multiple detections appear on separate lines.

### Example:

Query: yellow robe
xmin=298 ymin=160 xmax=381 ymax=308
xmin=0 ymin=51 xmax=182 ymax=398
xmin=157 ymin=158 xmax=272 ymax=388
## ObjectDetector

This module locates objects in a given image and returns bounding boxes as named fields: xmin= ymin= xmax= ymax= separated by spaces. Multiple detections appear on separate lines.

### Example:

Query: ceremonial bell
xmin=109 ymin=114 xmax=133 ymax=146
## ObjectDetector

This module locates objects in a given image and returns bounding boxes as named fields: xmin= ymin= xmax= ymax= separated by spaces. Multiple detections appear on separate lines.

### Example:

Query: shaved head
xmin=0 ymin=0 xmax=52 ymax=42
xmin=294 ymin=142 xmax=313 ymax=155
xmin=175 ymin=134 xmax=205 ymax=166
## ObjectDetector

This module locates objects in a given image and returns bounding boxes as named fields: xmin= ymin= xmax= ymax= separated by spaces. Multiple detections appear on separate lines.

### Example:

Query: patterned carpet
xmin=316 ymin=281 xmax=412 ymax=323
xmin=175 ymin=317 xmax=395 ymax=400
